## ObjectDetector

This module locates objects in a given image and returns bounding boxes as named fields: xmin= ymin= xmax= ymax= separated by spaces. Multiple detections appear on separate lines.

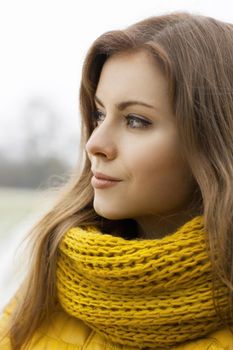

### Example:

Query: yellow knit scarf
xmin=56 ymin=216 xmax=229 ymax=349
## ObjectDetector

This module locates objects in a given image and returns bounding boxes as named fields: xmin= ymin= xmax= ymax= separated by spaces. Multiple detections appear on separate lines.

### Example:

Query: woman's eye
xmin=125 ymin=115 xmax=151 ymax=129
xmin=92 ymin=110 xmax=151 ymax=129
xmin=93 ymin=110 xmax=105 ymax=125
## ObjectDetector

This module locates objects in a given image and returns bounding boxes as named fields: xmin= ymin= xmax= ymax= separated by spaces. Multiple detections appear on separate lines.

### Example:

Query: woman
xmin=1 ymin=11 xmax=233 ymax=350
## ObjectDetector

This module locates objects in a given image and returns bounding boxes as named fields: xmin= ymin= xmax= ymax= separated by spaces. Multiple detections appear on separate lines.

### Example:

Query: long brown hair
xmin=4 ymin=11 xmax=233 ymax=349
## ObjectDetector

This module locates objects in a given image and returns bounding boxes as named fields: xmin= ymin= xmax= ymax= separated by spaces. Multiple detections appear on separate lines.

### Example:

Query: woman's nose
xmin=85 ymin=122 xmax=117 ymax=160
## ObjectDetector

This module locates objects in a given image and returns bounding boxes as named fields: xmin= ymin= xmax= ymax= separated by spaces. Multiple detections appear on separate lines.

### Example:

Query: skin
xmin=85 ymin=50 xmax=198 ymax=239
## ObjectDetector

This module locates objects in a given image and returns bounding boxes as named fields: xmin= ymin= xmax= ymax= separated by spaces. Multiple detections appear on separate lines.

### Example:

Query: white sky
xmin=0 ymin=0 xmax=233 ymax=160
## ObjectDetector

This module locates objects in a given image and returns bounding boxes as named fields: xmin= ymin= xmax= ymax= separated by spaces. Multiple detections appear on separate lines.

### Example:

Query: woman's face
xmin=85 ymin=50 xmax=196 ymax=235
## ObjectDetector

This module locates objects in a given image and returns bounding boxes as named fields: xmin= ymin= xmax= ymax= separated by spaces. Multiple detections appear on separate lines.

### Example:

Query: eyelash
xmin=92 ymin=110 xmax=151 ymax=129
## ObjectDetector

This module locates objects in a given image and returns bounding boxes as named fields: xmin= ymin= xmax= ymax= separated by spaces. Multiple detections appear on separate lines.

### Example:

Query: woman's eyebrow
xmin=94 ymin=95 xmax=159 ymax=112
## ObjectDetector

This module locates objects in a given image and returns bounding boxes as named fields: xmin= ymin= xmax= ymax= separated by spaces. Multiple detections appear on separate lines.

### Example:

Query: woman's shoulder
xmin=0 ymin=304 xmax=126 ymax=350
xmin=0 ymin=304 xmax=93 ymax=350
xmin=28 ymin=308 xmax=130 ymax=350
xmin=172 ymin=328 xmax=233 ymax=350
xmin=31 ymin=309 xmax=93 ymax=349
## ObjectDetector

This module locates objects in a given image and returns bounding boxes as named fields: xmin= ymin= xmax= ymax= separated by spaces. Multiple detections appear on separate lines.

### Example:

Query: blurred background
xmin=1 ymin=0 xmax=233 ymax=312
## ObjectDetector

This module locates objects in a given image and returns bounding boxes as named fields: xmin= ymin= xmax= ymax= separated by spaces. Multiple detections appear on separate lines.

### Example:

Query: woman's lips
xmin=92 ymin=171 xmax=121 ymax=181
xmin=91 ymin=175 xmax=122 ymax=189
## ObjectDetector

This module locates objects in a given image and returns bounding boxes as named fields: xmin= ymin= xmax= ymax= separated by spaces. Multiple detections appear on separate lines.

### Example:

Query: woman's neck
xmin=136 ymin=210 xmax=201 ymax=239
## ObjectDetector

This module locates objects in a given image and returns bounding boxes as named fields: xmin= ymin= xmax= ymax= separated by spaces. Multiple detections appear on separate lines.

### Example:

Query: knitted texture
xmin=56 ymin=216 xmax=229 ymax=350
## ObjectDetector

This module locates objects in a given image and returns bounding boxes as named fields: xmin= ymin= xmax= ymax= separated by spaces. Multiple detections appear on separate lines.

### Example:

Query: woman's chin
xmin=93 ymin=205 xmax=126 ymax=220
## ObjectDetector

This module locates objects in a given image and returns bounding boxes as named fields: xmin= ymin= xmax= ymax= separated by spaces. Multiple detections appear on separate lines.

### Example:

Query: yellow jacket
xmin=1 ymin=305 xmax=233 ymax=350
